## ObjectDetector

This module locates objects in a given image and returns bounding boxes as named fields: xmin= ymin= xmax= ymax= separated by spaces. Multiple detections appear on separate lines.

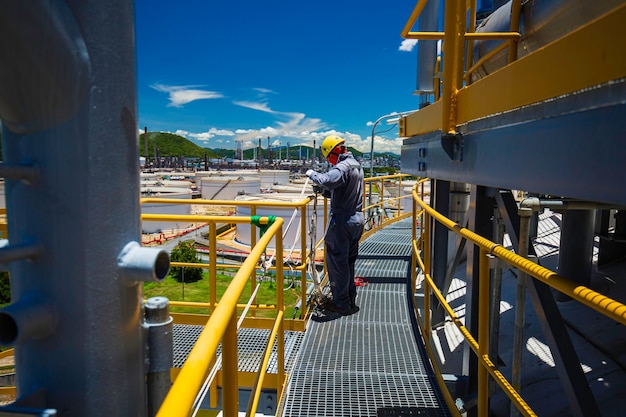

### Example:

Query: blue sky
xmin=135 ymin=1 xmax=421 ymax=155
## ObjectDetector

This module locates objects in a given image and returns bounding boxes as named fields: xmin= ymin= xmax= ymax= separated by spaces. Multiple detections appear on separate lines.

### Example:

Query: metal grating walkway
xmin=173 ymin=326 xmax=305 ymax=374
xmin=279 ymin=218 xmax=452 ymax=417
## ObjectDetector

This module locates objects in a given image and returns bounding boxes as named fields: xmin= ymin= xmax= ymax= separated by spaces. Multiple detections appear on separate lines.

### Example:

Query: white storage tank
xmin=234 ymin=193 xmax=327 ymax=252
xmin=201 ymin=176 xmax=260 ymax=200
xmin=141 ymin=189 xmax=193 ymax=233
xmin=258 ymin=169 xmax=290 ymax=189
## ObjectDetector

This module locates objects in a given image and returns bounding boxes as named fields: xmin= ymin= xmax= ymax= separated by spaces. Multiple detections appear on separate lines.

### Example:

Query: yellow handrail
xmin=412 ymin=189 xmax=626 ymax=325
xmin=156 ymin=216 xmax=284 ymax=417
xmin=411 ymin=182 xmax=626 ymax=417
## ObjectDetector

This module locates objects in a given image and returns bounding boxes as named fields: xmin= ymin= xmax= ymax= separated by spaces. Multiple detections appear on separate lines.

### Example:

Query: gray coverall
xmin=308 ymin=152 xmax=364 ymax=309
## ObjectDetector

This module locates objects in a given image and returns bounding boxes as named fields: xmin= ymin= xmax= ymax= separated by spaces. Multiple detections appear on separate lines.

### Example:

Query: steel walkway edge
xmin=279 ymin=218 xmax=452 ymax=417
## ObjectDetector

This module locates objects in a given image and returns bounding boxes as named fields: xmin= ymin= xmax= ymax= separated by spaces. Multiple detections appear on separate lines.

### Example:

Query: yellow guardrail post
xmin=423 ymin=207 xmax=432 ymax=342
xmin=276 ymin=223 xmax=285 ymax=394
xmin=478 ymin=247 xmax=491 ymax=417
xmin=411 ymin=194 xmax=418 ymax=294
xmin=222 ymin=312 xmax=239 ymax=417
xmin=441 ymin=0 xmax=466 ymax=134
xmin=300 ymin=200 xmax=309 ymax=318
xmin=209 ymin=222 xmax=217 ymax=310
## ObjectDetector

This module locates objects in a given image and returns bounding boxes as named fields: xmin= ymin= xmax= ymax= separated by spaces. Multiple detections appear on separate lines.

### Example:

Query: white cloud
xmin=233 ymin=100 xmax=274 ymax=113
xmin=151 ymin=84 xmax=223 ymax=107
xmin=175 ymin=128 xmax=236 ymax=143
xmin=253 ymin=87 xmax=276 ymax=95
xmin=399 ymin=39 xmax=418 ymax=52
xmin=151 ymin=90 xmax=404 ymax=156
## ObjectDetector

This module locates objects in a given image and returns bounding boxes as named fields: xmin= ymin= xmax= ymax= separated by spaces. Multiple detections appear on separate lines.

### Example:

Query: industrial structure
xmin=0 ymin=1 xmax=624 ymax=417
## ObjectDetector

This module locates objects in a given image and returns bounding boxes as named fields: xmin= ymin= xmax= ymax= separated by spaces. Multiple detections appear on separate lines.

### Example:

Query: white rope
xmin=266 ymin=177 xmax=311 ymax=268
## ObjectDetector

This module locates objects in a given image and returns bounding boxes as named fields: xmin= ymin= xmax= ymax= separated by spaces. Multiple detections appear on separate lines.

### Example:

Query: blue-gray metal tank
xmin=0 ymin=2 xmax=167 ymax=415
xmin=471 ymin=0 xmax=624 ymax=80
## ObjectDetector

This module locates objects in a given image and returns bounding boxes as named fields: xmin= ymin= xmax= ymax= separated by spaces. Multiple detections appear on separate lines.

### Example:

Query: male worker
xmin=306 ymin=135 xmax=364 ymax=320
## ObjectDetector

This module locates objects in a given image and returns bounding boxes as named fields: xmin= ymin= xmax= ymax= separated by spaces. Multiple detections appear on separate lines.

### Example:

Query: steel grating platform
xmin=280 ymin=284 xmax=451 ymax=417
xmin=172 ymin=325 xmax=305 ymax=374
xmin=279 ymin=219 xmax=452 ymax=417
xmin=358 ymin=218 xmax=416 ymax=258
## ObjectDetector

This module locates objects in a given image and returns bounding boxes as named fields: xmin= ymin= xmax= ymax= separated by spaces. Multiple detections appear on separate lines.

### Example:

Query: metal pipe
xmin=118 ymin=241 xmax=170 ymax=283
xmin=0 ymin=163 xmax=39 ymax=184
xmin=145 ymin=297 xmax=173 ymax=417
xmin=0 ymin=292 xmax=56 ymax=345
xmin=510 ymin=207 xmax=532 ymax=416
xmin=520 ymin=197 xmax=617 ymax=211
xmin=0 ymin=242 xmax=41 ymax=265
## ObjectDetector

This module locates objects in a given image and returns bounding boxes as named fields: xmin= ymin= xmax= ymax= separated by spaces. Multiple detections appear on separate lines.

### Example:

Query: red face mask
xmin=327 ymin=146 xmax=343 ymax=166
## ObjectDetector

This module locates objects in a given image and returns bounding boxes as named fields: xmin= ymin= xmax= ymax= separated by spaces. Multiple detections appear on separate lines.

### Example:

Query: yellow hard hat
xmin=321 ymin=135 xmax=345 ymax=158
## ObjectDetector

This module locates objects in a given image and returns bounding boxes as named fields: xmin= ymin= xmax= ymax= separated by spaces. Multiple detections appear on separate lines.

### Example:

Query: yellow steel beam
xmin=400 ymin=100 xmax=442 ymax=136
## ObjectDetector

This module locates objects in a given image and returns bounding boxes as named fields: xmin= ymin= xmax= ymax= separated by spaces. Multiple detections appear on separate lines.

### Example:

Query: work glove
xmin=305 ymin=169 xmax=315 ymax=177
xmin=312 ymin=185 xmax=323 ymax=194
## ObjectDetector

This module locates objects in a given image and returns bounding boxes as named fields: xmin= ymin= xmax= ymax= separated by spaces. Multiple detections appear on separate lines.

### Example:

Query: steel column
xmin=462 ymin=185 xmax=494 ymax=416
xmin=555 ymin=210 xmax=596 ymax=302
xmin=431 ymin=179 xmax=450 ymax=325
xmin=0 ymin=1 xmax=149 ymax=415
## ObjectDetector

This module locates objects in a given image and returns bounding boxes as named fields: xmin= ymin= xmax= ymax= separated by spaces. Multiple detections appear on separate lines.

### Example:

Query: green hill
xmin=139 ymin=131 xmax=218 ymax=159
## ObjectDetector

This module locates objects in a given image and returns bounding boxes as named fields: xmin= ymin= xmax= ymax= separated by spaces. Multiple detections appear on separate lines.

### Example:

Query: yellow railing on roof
xmin=399 ymin=1 xmax=626 ymax=137
xmin=410 ymin=180 xmax=626 ymax=417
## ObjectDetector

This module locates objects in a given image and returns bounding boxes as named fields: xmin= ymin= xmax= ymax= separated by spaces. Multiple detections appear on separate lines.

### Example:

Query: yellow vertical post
xmin=508 ymin=0 xmax=522 ymax=63
xmin=466 ymin=0 xmax=477 ymax=85
xmin=300 ymin=202 xmax=308 ymax=317
xmin=423 ymin=211 xmax=431 ymax=343
xmin=441 ymin=0 xmax=467 ymax=133
xmin=380 ymin=180 xmax=385 ymax=219
xmin=209 ymin=353 xmax=218 ymax=409
xmin=222 ymin=312 xmax=239 ymax=417
xmin=478 ymin=247 xmax=491 ymax=417
xmin=251 ymin=206 xmax=257 ymax=317
xmin=276 ymin=225 xmax=285 ymax=392
xmin=411 ymin=191 xmax=417 ymax=294
xmin=209 ymin=222 xmax=217 ymax=310
xmin=209 ymin=222 xmax=218 ymax=408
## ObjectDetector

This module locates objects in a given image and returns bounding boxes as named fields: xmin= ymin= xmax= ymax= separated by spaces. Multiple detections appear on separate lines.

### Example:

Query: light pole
xmin=369 ymin=110 xmax=416 ymax=179
xmin=368 ymin=110 xmax=416 ymax=211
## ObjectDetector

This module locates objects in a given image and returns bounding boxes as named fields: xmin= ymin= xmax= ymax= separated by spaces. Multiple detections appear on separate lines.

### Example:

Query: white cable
xmin=267 ymin=177 xmax=311 ymax=267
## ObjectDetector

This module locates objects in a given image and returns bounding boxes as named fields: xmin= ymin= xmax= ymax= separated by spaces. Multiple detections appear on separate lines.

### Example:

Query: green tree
xmin=169 ymin=240 xmax=203 ymax=283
